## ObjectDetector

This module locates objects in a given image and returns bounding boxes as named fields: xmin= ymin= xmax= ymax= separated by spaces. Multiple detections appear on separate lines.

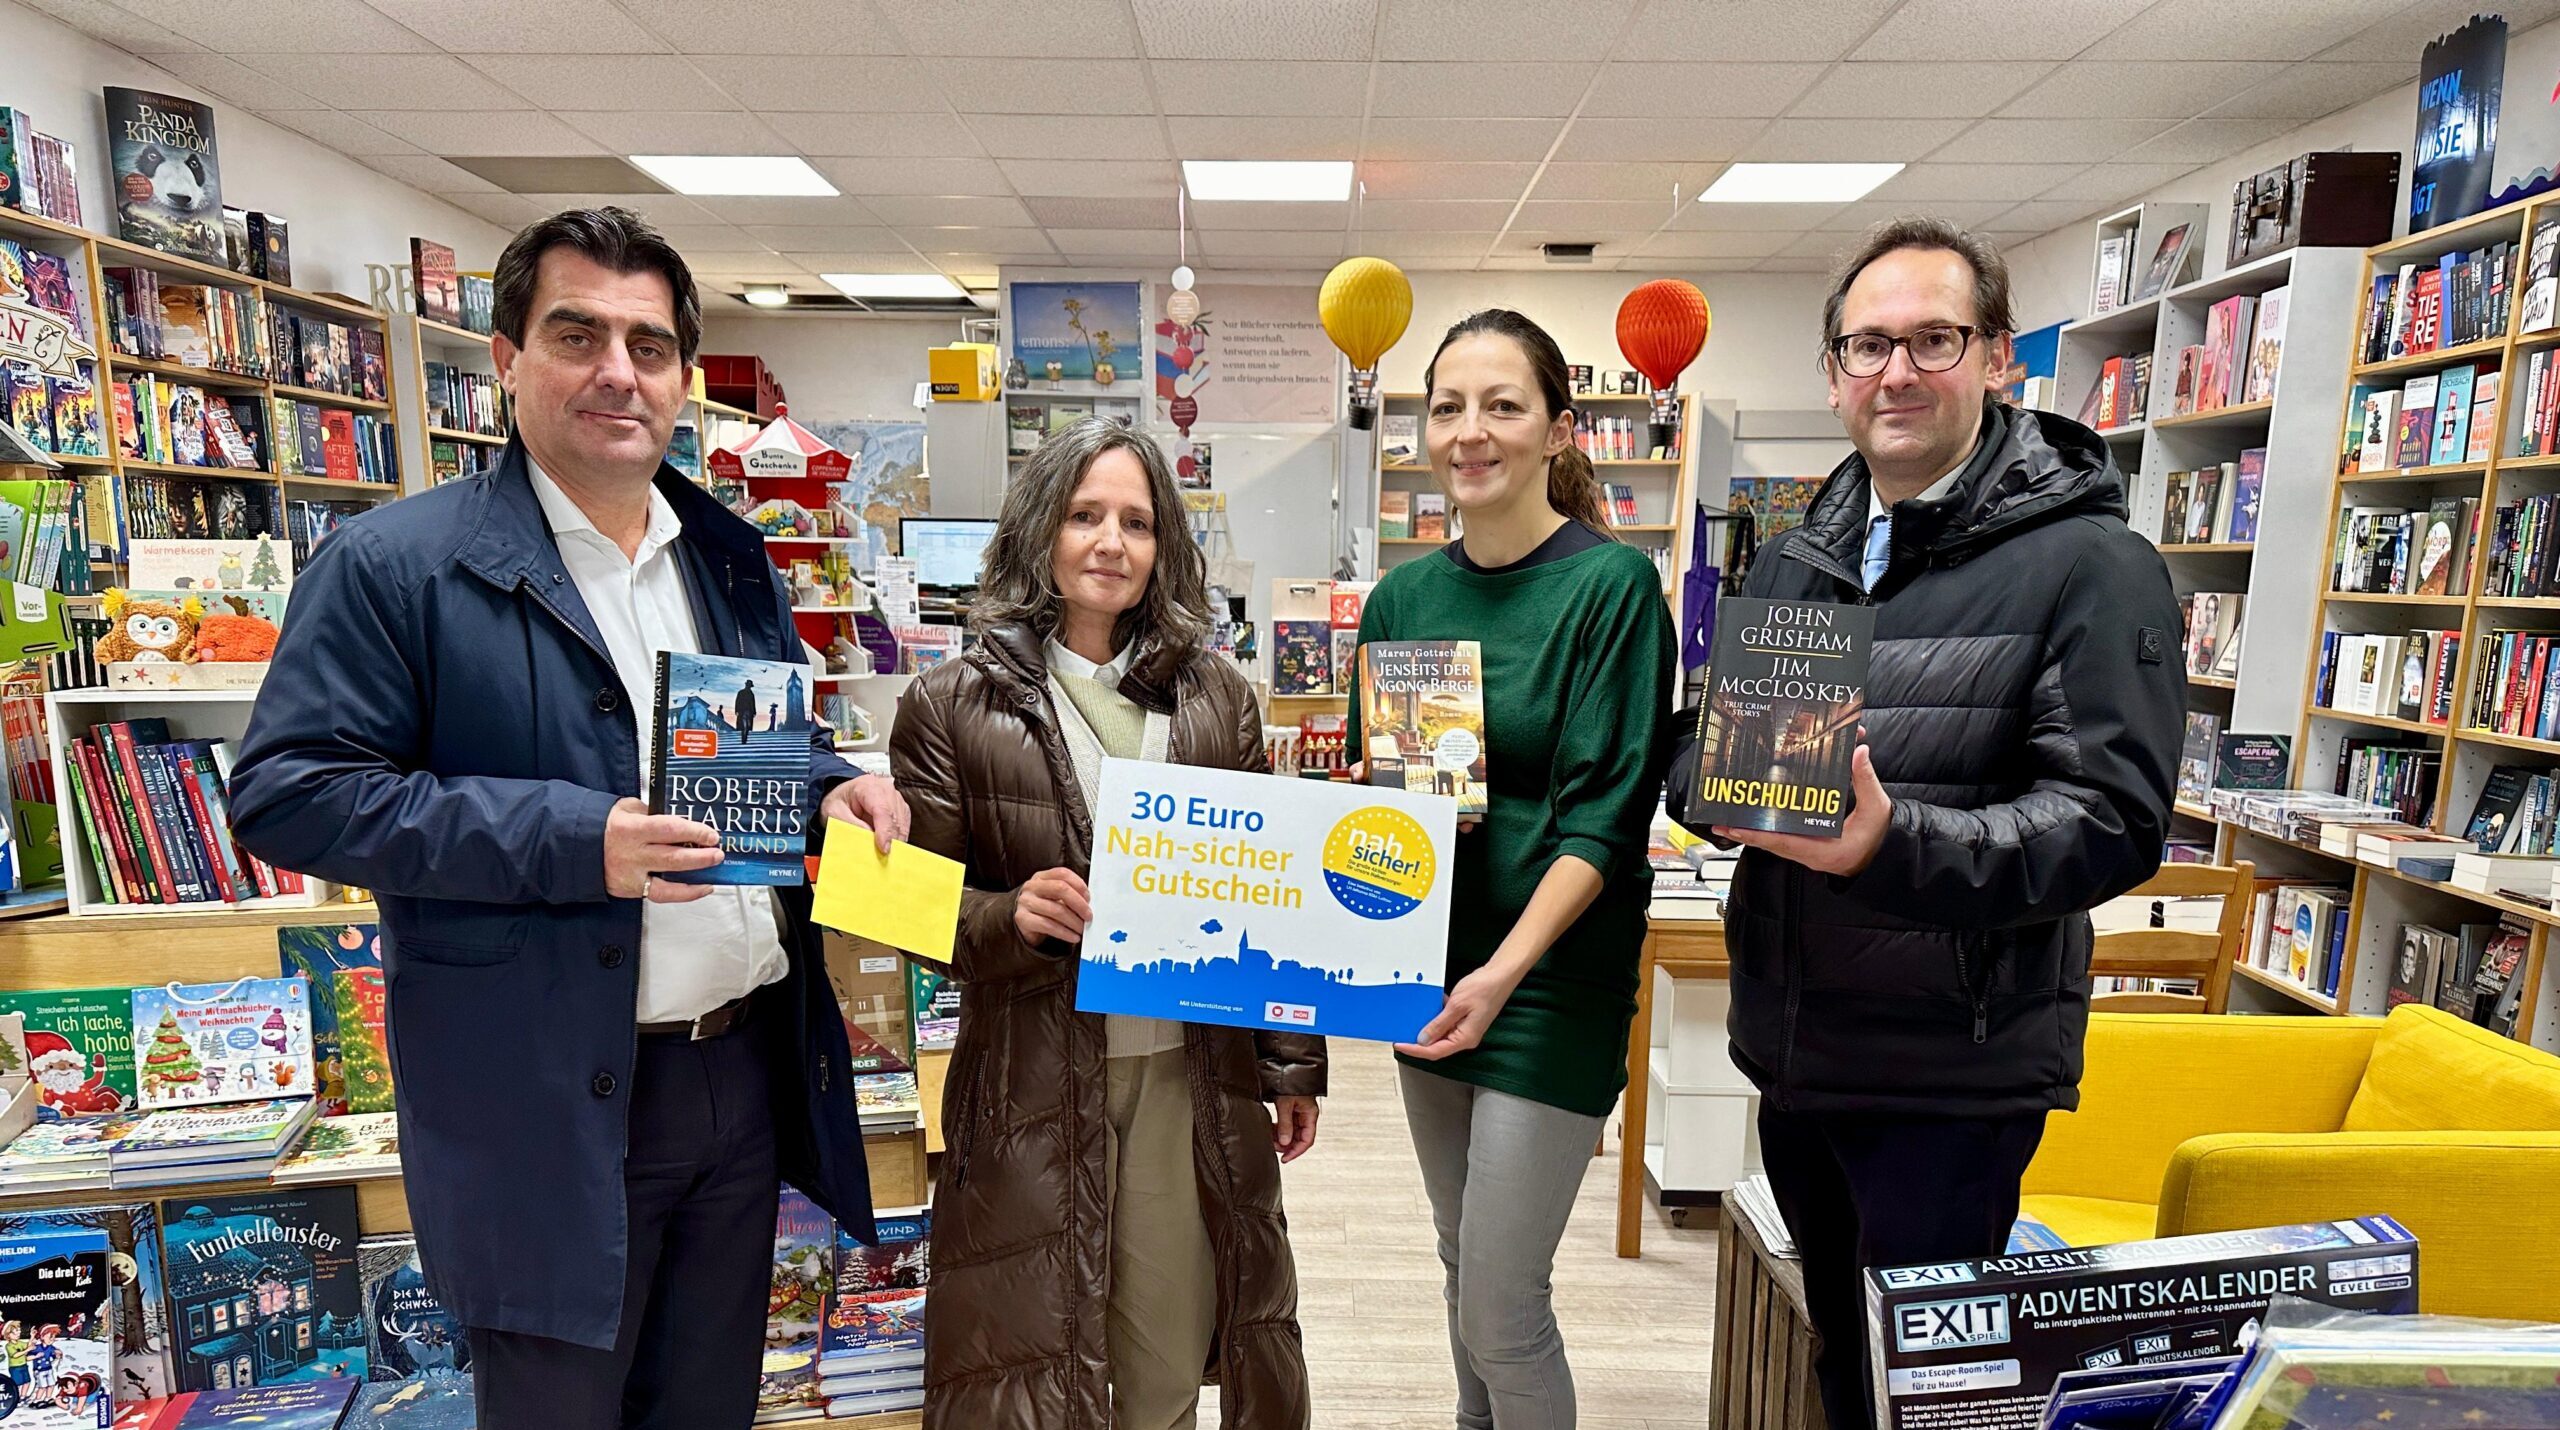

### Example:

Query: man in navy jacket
xmin=230 ymin=208 xmax=908 ymax=1430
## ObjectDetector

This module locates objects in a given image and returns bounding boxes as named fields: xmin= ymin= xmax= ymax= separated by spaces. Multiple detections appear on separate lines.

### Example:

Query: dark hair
xmin=973 ymin=416 xmax=1211 ymax=653
xmin=1420 ymin=310 xmax=1612 ymax=537
xmin=1821 ymin=216 xmax=2016 ymax=352
xmin=493 ymin=206 xmax=702 ymax=363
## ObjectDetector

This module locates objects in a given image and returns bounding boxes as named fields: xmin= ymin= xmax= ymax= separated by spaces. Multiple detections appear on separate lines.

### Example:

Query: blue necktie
xmin=1862 ymin=514 xmax=1892 ymax=593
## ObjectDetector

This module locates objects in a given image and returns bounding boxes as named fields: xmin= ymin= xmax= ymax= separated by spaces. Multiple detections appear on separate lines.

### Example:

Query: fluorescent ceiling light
xmin=1699 ymin=162 xmax=1903 ymax=204
xmin=1183 ymin=160 xmax=1353 ymax=202
xmin=821 ymin=272 xmax=966 ymax=300
xmin=741 ymin=284 xmax=790 ymax=308
xmin=627 ymin=154 xmax=837 ymax=196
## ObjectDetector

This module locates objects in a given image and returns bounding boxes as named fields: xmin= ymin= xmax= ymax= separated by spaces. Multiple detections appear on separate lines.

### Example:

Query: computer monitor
xmin=899 ymin=518 xmax=999 ymax=591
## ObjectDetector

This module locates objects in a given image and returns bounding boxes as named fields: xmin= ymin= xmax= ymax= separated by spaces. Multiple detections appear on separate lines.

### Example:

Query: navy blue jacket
xmin=229 ymin=441 xmax=875 ymax=1349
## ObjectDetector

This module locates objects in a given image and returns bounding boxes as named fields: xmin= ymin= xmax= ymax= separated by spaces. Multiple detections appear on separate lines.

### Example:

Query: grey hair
xmin=969 ymin=416 xmax=1211 ymax=652
xmin=1820 ymin=215 xmax=2016 ymax=354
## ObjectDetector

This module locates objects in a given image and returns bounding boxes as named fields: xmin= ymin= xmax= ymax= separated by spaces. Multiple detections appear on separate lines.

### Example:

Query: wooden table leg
xmin=1616 ymin=930 xmax=1659 ymax=1258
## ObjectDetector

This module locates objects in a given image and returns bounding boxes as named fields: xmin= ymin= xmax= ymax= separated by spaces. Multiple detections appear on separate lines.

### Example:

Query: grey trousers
xmin=1400 ymin=1064 xmax=1608 ymax=1430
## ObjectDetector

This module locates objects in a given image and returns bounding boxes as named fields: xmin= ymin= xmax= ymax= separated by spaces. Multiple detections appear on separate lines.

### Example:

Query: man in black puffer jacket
xmin=1668 ymin=219 xmax=2183 ymax=1430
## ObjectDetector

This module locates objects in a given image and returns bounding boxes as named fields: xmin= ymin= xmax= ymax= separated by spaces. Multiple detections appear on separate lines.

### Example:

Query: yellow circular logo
xmin=1321 ymin=806 xmax=1436 ymax=920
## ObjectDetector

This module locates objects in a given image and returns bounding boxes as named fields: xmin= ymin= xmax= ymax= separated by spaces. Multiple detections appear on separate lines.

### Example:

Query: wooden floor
xmin=1203 ymin=1039 xmax=1722 ymax=1430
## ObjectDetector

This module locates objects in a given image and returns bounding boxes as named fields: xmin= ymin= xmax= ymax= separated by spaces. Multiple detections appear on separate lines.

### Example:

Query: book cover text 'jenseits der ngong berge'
xmin=1684 ymin=598 xmax=1873 ymax=838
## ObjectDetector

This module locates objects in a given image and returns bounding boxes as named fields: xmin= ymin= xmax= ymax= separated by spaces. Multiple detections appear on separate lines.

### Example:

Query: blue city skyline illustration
xmin=1078 ymin=920 xmax=1445 ymax=1045
xmin=660 ymin=653 xmax=812 ymax=885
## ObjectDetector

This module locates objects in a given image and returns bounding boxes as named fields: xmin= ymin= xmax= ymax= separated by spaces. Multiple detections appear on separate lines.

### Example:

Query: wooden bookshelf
xmin=1367 ymin=389 xmax=1696 ymax=607
xmin=0 ymin=203 xmax=411 ymax=572
xmin=2263 ymin=186 xmax=2560 ymax=1050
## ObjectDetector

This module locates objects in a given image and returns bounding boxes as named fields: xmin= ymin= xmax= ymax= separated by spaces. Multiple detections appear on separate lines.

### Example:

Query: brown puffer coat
xmin=890 ymin=621 xmax=1324 ymax=1430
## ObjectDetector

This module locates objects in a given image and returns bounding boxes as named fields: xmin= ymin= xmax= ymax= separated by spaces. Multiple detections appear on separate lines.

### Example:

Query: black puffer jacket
xmin=1674 ymin=400 xmax=2183 ymax=1117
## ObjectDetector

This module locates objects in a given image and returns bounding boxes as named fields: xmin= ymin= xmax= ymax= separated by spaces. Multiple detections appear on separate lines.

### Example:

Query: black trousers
xmin=1755 ymin=1105 xmax=2049 ymax=1430
xmin=469 ymin=1019 xmax=780 ymax=1430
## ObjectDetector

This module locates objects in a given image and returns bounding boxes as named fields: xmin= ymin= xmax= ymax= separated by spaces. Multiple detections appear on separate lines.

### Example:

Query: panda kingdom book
xmin=1681 ymin=597 xmax=1875 ymax=839
xmin=649 ymin=651 xmax=816 ymax=887
xmin=105 ymin=89 xmax=225 ymax=266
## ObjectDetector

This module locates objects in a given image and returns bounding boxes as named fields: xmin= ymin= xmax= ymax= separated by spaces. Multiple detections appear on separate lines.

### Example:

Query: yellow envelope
xmin=810 ymin=818 xmax=964 ymax=965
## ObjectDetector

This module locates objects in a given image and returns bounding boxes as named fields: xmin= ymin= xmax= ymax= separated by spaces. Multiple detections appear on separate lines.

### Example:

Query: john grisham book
xmin=105 ymin=89 xmax=225 ymax=265
xmin=1358 ymin=641 xmax=1488 ymax=816
xmin=1684 ymin=598 xmax=1875 ymax=838
xmin=650 ymin=652 xmax=815 ymax=886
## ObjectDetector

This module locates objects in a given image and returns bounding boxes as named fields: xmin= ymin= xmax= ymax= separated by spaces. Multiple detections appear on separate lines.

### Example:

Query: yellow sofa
xmin=2020 ymin=1005 xmax=2560 ymax=1322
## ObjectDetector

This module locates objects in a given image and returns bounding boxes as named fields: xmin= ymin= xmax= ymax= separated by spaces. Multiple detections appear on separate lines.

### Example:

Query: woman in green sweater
xmin=1351 ymin=310 xmax=1676 ymax=1430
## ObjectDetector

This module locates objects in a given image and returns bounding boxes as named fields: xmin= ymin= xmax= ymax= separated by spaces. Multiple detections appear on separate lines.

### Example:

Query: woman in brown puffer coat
xmin=890 ymin=416 xmax=1324 ymax=1430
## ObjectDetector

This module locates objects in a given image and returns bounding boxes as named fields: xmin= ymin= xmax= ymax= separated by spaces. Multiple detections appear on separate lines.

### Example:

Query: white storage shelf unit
xmin=1642 ymin=935 xmax=1757 ymax=1201
xmin=44 ymin=687 xmax=335 ymax=917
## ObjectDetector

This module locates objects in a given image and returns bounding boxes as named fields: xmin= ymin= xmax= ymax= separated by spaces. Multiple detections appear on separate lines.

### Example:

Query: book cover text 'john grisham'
xmin=1684 ymin=598 xmax=1874 ymax=838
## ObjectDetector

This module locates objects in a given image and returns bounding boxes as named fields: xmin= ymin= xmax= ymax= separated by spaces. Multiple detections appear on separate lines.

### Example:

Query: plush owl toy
xmin=95 ymin=590 xmax=200 ymax=664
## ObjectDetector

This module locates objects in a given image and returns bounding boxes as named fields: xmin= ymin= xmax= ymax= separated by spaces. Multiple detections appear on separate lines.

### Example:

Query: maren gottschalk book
xmin=1358 ymin=640 xmax=1488 ymax=816
xmin=1682 ymin=598 xmax=1874 ymax=839
xmin=649 ymin=651 xmax=815 ymax=887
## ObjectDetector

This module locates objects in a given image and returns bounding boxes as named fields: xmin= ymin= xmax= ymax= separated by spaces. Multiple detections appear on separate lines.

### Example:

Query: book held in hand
xmin=1682 ymin=599 xmax=1873 ymax=838
xmin=649 ymin=651 xmax=816 ymax=886
xmin=1357 ymin=641 xmax=1488 ymax=816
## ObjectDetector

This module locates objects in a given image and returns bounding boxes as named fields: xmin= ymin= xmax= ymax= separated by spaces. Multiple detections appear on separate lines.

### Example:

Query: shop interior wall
xmin=6 ymin=0 xmax=510 ymax=291
xmin=2002 ymin=14 xmax=2560 ymax=331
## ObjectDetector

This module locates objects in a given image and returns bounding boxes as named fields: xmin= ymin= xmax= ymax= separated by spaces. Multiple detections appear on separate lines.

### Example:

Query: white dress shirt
xmin=529 ymin=460 xmax=788 ymax=1025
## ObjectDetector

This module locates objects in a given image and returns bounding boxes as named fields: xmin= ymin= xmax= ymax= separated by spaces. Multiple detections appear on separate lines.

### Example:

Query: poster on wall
xmin=1728 ymin=477 xmax=1823 ymax=541
xmin=1009 ymin=282 xmax=1142 ymax=385
xmin=1152 ymin=283 xmax=1338 ymax=427
xmin=1077 ymin=758 xmax=1453 ymax=1044
xmin=805 ymin=419 xmax=928 ymax=570
xmin=2411 ymin=14 xmax=2506 ymax=233
xmin=1999 ymin=321 xmax=2062 ymax=409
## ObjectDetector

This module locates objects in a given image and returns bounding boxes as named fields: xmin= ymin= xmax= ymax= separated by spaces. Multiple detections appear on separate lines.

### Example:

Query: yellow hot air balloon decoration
xmin=1319 ymin=257 xmax=1413 ymax=430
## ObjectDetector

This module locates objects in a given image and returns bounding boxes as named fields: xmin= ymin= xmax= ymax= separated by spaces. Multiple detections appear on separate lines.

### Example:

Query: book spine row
xmin=2485 ymin=495 xmax=2560 ymax=598
xmin=273 ymin=399 xmax=398 ymax=484
xmin=2367 ymin=242 xmax=2515 ymax=363
xmin=2337 ymin=741 xmax=2440 ymax=824
xmin=423 ymin=361 xmax=510 ymax=437
xmin=2467 ymin=629 xmax=2560 ymax=742
xmin=115 ymin=474 xmax=283 ymax=547
xmin=65 ymin=727 xmax=296 ymax=906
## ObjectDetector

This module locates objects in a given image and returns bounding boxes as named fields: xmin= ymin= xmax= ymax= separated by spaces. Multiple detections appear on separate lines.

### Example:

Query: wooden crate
xmin=1712 ymin=1201 xmax=1819 ymax=1430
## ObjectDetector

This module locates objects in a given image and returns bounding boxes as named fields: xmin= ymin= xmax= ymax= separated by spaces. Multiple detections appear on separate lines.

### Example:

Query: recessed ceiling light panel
xmin=1699 ymin=163 xmax=1903 ymax=204
xmin=1182 ymin=160 xmax=1354 ymax=202
xmin=628 ymin=155 xmax=838 ymax=197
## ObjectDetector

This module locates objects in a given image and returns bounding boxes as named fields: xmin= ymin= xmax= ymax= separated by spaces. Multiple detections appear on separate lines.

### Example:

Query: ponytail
xmin=1546 ymin=439 xmax=1616 ymax=538
xmin=1425 ymin=309 xmax=1624 ymax=541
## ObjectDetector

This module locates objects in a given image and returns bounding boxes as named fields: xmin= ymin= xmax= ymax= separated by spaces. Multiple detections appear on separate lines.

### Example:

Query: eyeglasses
xmin=1826 ymin=324 xmax=1985 ymax=378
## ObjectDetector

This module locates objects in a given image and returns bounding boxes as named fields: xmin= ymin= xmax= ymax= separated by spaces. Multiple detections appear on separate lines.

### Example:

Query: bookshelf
xmin=400 ymin=313 xmax=506 ymax=492
xmin=1368 ymin=390 xmax=1698 ymax=602
xmin=0 ymin=203 xmax=407 ymax=585
xmin=2215 ymin=186 xmax=2560 ymax=1051
xmin=2059 ymin=235 xmax=2366 ymax=861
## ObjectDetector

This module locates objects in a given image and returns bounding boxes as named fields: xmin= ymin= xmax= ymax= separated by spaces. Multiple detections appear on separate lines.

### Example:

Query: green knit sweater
xmin=1351 ymin=538 xmax=1678 ymax=1116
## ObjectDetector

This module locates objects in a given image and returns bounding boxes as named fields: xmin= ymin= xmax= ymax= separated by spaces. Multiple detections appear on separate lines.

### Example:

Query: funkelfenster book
xmin=649 ymin=651 xmax=815 ymax=886
xmin=1682 ymin=597 xmax=1875 ymax=838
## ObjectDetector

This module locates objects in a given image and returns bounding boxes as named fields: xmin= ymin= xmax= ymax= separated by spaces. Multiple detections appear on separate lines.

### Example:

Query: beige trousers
xmin=1104 ymin=1047 xmax=1219 ymax=1430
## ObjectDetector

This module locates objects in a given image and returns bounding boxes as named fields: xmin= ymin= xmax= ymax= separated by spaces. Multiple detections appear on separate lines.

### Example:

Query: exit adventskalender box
xmin=1865 ymin=1217 xmax=2419 ymax=1430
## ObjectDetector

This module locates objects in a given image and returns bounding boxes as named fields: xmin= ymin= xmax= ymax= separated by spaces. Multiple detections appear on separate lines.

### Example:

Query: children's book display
xmin=158 ymin=1188 xmax=363 ymax=1390
xmin=356 ymin=1236 xmax=466 ymax=1383
xmin=758 ymin=1189 xmax=834 ymax=1423
xmin=273 ymin=926 xmax=386 ymax=1117
xmin=130 ymin=981 xmax=311 ymax=1111
xmin=820 ymin=1208 xmax=928 ymax=1417
xmin=0 ymin=1204 xmax=170 ymax=1405
xmin=0 ymin=1225 xmax=115 ymax=1426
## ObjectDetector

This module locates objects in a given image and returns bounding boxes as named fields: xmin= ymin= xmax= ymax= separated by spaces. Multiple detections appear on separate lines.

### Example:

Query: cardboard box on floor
xmin=1865 ymin=1217 xmax=2420 ymax=1430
